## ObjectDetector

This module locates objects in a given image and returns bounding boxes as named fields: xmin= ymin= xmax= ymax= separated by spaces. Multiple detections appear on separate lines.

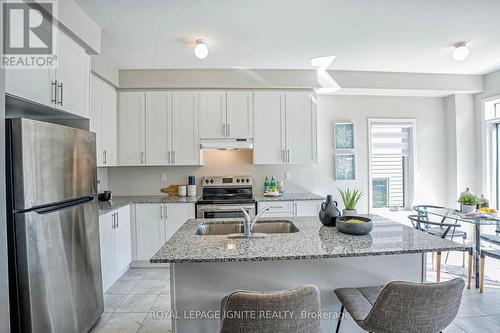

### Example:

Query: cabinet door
xmin=171 ymin=91 xmax=200 ymax=165
xmin=294 ymin=200 xmax=323 ymax=217
xmin=165 ymin=203 xmax=195 ymax=241
xmin=114 ymin=206 xmax=131 ymax=274
xmin=100 ymin=81 xmax=118 ymax=165
xmin=253 ymin=91 xmax=286 ymax=164
xmin=99 ymin=212 xmax=116 ymax=292
xmin=56 ymin=32 xmax=90 ymax=118
xmin=199 ymin=91 xmax=226 ymax=138
xmin=227 ymin=91 xmax=253 ymax=138
xmin=119 ymin=92 xmax=146 ymax=165
xmin=90 ymin=76 xmax=103 ymax=165
xmin=5 ymin=67 xmax=55 ymax=107
xmin=146 ymin=92 xmax=172 ymax=165
xmin=285 ymin=92 xmax=317 ymax=164
xmin=135 ymin=204 xmax=165 ymax=261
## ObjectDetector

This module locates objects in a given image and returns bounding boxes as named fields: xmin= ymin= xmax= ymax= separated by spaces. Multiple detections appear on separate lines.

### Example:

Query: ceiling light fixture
xmin=310 ymin=55 xmax=336 ymax=70
xmin=452 ymin=42 xmax=469 ymax=61
xmin=194 ymin=39 xmax=208 ymax=59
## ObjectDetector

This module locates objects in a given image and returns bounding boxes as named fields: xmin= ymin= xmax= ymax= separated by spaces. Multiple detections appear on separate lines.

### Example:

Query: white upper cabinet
xmin=227 ymin=91 xmax=253 ymax=138
xmin=253 ymin=91 xmax=286 ymax=164
xmin=146 ymin=92 xmax=172 ymax=165
xmin=56 ymin=32 xmax=90 ymax=118
xmin=6 ymin=29 xmax=90 ymax=119
xmin=200 ymin=91 xmax=226 ymax=138
xmin=199 ymin=90 xmax=253 ymax=139
xmin=254 ymin=91 xmax=317 ymax=165
xmin=285 ymin=91 xmax=317 ymax=164
xmin=91 ymin=75 xmax=117 ymax=166
xmin=172 ymin=91 xmax=200 ymax=165
xmin=119 ymin=92 xmax=146 ymax=165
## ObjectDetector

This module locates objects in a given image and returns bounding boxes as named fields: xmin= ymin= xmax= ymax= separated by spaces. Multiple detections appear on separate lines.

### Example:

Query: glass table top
xmin=415 ymin=206 xmax=500 ymax=226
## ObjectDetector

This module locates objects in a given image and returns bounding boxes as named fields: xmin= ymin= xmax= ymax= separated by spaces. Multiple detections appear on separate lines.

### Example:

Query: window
xmin=369 ymin=120 xmax=414 ymax=210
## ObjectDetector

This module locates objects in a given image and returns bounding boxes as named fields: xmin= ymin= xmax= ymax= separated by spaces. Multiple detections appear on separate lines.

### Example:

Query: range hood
xmin=200 ymin=138 xmax=253 ymax=150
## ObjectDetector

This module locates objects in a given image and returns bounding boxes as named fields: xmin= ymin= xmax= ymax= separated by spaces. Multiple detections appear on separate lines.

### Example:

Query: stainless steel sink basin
xmin=195 ymin=220 xmax=299 ymax=236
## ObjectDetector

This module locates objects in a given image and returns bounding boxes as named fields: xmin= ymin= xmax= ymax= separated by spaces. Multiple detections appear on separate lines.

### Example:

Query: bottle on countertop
xmin=270 ymin=176 xmax=277 ymax=191
xmin=264 ymin=176 xmax=270 ymax=192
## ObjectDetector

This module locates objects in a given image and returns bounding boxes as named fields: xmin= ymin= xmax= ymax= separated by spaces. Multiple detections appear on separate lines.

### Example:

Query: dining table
xmin=416 ymin=205 xmax=500 ymax=289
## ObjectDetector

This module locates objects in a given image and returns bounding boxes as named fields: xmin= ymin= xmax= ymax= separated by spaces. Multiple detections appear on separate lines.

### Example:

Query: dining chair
xmin=478 ymin=221 xmax=500 ymax=292
xmin=334 ymin=278 xmax=465 ymax=333
xmin=408 ymin=215 xmax=472 ymax=286
xmin=413 ymin=205 xmax=468 ymax=266
xmin=219 ymin=284 xmax=321 ymax=333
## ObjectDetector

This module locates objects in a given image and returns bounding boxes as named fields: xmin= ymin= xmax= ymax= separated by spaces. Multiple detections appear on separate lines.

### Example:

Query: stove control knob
xmin=210 ymin=179 xmax=214 ymax=184
xmin=236 ymin=179 xmax=240 ymax=183
xmin=241 ymin=178 xmax=245 ymax=183
xmin=246 ymin=178 xmax=250 ymax=183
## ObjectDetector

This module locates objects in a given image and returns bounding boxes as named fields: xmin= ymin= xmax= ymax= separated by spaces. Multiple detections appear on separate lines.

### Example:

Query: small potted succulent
xmin=338 ymin=188 xmax=364 ymax=216
xmin=458 ymin=193 xmax=479 ymax=214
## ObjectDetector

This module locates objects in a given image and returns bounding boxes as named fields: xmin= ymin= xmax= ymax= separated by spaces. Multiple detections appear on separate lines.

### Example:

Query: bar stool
xmin=334 ymin=278 xmax=464 ymax=333
xmin=219 ymin=284 xmax=321 ymax=333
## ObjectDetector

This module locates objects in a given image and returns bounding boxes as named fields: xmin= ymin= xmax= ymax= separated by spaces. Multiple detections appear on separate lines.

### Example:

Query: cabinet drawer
xmin=258 ymin=201 xmax=294 ymax=214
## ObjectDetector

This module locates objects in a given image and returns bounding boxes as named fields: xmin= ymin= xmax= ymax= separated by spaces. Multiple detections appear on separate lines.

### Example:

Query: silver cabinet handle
xmin=141 ymin=151 xmax=145 ymax=164
xmin=103 ymin=150 xmax=107 ymax=165
xmin=168 ymin=151 xmax=171 ymax=164
xmin=164 ymin=205 xmax=168 ymax=219
xmin=57 ymin=82 xmax=63 ymax=105
xmin=282 ymin=150 xmax=285 ymax=162
xmin=269 ymin=206 xmax=284 ymax=209
xmin=222 ymin=123 xmax=225 ymax=137
xmin=51 ymin=80 xmax=57 ymax=103
xmin=116 ymin=212 xmax=119 ymax=228
xmin=172 ymin=151 xmax=175 ymax=164
xmin=287 ymin=150 xmax=290 ymax=163
xmin=227 ymin=123 xmax=230 ymax=137
xmin=112 ymin=213 xmax=116 ymax=229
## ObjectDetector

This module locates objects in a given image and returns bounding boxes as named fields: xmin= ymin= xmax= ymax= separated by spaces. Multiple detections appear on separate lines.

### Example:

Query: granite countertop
xmin=98 ymin=195 xmax=199 ymax=215
xmin=150 ymin=215 xmax=468 ymax=263
xmin=253 ymin=192 xmax=325 ymax=202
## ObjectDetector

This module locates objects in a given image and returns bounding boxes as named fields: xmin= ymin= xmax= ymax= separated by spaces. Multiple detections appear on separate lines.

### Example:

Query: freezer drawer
xmin=13 ymin=198 xmax=103 ymax=333
xmin=9 ymin=118 xmax=97 ymax=210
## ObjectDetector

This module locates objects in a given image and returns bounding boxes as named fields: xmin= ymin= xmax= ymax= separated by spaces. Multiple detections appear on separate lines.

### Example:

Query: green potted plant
xmin=338 ymin=188 xmax=364 ymax=216
xmin=458 ymin=193 xmax=479 ymax=214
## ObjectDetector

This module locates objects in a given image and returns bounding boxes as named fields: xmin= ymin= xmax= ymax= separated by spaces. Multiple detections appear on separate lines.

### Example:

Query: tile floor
xmin=91 ymin=256 xmax=500 ymax=333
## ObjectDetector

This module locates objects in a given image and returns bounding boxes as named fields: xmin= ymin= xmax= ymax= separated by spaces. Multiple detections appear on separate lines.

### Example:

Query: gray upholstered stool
xmin=334 ymin=278 xmax=464 ymax=333
xmin=219 ymin=284 xmax=321 ymax=333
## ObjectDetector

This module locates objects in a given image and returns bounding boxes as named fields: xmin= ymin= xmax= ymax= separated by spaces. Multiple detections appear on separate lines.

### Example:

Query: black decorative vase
xmin=318 ymin=195 xmax=341 ymax=226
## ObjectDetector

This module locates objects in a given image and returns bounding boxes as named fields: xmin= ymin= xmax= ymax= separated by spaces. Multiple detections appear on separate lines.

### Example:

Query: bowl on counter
xmin=336 ymin=216 xmax=373 ymax=235
xmin=98 ymin=191 xmax=112 ymax=202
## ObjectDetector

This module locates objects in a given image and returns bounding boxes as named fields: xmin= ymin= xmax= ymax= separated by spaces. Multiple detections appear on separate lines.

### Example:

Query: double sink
xmin=195 ymin=220 xmax=299 ymax=236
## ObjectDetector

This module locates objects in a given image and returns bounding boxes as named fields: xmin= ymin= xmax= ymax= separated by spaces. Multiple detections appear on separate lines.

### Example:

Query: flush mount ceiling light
xmin=194 ymin=39 xmax=208 ymax=59
xmin=452 ymin=42 xmax=469 ymax=61
xmin=310 ymin=55 xmax=336 ymax=70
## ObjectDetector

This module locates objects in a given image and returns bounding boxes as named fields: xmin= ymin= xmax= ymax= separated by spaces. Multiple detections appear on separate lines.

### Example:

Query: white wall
xmin=108 ymin=95 xmax=447 ymax=213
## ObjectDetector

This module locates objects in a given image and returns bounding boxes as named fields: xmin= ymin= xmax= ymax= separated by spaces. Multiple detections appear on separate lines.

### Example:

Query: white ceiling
xmin=76 ymin=0 xmax=500 ymax=74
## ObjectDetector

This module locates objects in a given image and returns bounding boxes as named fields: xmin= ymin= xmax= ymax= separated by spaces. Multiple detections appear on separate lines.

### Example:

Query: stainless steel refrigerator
xmin=6 ymin=118 xmax=103 ymax=333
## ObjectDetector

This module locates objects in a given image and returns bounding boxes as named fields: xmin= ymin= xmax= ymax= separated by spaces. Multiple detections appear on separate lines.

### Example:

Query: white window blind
xmin=370 ymin=122 xmax=412 ymax=208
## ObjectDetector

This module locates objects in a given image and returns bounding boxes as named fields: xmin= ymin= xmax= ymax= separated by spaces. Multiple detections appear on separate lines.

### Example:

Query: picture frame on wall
xmin=335 ymin=153 xmax=356 ymax=180
xmin=334 ymin=122 xmax=355 ymax=150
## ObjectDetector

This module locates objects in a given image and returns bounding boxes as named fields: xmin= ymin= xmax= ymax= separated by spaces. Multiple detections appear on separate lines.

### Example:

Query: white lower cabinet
xmin=134 ymin=203 xmax=195 ymax=262
xmin=294 ymin=200 xmax=323 ymax=217
xmin=99 ymin=205 xmax=132 ymax=292
xmin=258 ymin=200 xmax=323 ymax=217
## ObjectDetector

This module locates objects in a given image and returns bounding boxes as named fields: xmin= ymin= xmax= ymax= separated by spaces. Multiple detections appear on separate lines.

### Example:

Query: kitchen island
xmin=151 ymin=215 xmax=467 ymax=333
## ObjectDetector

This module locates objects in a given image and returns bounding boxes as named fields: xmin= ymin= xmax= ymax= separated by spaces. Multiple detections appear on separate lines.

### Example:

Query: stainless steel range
xmin=196 ymin=176 xmax=256 ymax=219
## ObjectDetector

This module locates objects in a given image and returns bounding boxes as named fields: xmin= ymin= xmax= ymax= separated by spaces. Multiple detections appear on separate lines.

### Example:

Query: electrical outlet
xmin=284 ymin=172 xmax=291 ymax=180
xmin=160 ymin=173 xmax=168 ymax=182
